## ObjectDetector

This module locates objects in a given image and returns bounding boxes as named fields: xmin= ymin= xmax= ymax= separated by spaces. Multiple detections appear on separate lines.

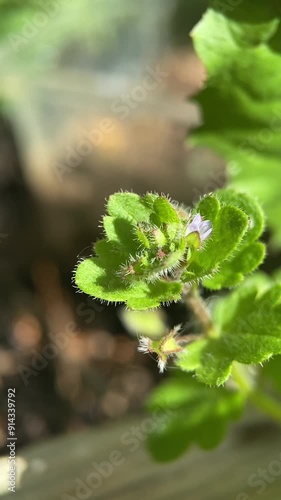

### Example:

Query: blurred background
xmin=0 ymin=0 xmax=233 ymax=470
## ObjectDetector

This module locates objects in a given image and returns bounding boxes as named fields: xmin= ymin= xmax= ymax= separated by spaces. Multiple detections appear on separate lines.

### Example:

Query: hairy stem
xmin=232 ymin=363 xmax=281 ymax=424
xmin=183 ymin=284 xmax=217 ymax=338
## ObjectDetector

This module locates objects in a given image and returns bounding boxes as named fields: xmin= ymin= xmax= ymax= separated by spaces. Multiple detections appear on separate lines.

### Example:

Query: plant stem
xmin=232 ymin=363 xmax=281 ymax=424
xmin=183 ymin=285 xmax=217 ymax=338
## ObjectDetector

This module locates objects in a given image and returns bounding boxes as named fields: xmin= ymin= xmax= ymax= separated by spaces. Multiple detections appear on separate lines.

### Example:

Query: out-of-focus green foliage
xmin=147 ymin=372 xmax=245 ymax=461
xmin=191 ymin=0 xmax=281 ymax=246
xmin=120 ymin=308 xmax=167 ymax=339
xmin=0 ymin=0 xmax=165 ymax=75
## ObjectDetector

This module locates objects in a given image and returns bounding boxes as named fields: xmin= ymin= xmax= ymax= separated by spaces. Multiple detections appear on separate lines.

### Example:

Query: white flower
xmin=186 ymin=213 xmax=212 ymax=242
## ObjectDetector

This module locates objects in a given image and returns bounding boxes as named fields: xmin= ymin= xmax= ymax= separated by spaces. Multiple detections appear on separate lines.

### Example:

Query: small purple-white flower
xmin=186 ymin=213 xmax=212 ymax=243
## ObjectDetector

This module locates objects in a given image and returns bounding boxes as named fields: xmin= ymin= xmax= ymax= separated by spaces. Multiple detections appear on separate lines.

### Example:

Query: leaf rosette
xmin=75 ymin=190 xmax=265 ymax=309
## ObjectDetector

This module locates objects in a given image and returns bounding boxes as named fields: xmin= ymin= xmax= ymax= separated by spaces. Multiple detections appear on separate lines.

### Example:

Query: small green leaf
xmin=150 ymin=227 xmax=167 ymax=247
xmin=203 ymin=241 xmax=266 ymax=289
xmin=195 ymin=190 xmax=266 ymax=289
xmin=216 ymin=190 xmax=265 ymax=244
xmin=107 ymin=192 xmax=152 ymax=223
xmin=146 ymin=373 xmax=245 ymax=461
xmin=135 ymin=225 xmax=151 ymax=249
xmin=196 ymin=194 xmax=220 ymax=221
xmin=153 ymin=196 xmax=181 ymax=224
xmin=103 ymin=216 xmax=139 ymax=254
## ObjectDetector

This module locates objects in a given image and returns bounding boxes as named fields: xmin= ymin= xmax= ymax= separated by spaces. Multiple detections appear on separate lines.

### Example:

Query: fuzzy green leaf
xmin=107 ymin=192 xmax=153 ymax=223
xmin=201 ymin=190 xmax=265 ymax=289
xmin=196 ymin=193 xmax=220 ymax=221
xmin=75 ymin=255 xmax=182 ymax=310
xmin=216 ymin=190 xmax=265 ymax=244
xmin=146 ymin=373 xmax=245 ymax=461
xmin=203 ymin=241 xmax=265 ymax=289
xmin=103 ymin=216 xmax=140 ymax=254
xmin=126 ymin=281 xmax=183 ymax=310
xmin=153 ymin=196 xmax=181 ymax=224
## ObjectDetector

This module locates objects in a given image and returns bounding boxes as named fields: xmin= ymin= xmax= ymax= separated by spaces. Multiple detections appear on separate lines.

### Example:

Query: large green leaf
xmin=75 ymin=250 xmax=183 ymax=310
xmin=178 ymin=276 xmax=281 ymax=385
xmin=146 ymin=373 xmax=245 ymax=461
xmin=191 ymin=0 xmax=281 ymax=245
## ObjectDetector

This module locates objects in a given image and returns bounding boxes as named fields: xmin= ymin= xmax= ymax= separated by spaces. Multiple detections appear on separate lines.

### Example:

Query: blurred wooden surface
xmin=1 ymin=415 xmax=281 ymax=499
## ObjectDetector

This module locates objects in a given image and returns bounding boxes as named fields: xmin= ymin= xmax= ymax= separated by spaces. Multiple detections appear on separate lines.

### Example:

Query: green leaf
xmin=103 ymin=216 xmax=139 ymax=254
xmin=106 ymin=192 xmax=152 ymax=223
xmin=191 ymin=0 xmax=281 ymax=246
xmin=178 ymin=278 xmax=281 ymax=386
xmin=201 ymin=190 xmax=265 ymax=290
xmin=203 ymin=241 xmax=265 ymax=289
xmin=216 ymin=190 xmax=265 ymax=244
xmin=75 ymin=256 xmax=182 ymax=310
xmin=177 ymin=339 xmax=208 ymax=372
xmin=146 ymin=373 xmax=245 ymax=461
xmin=153 ymin=196 xmax=181 ymax=224
xmin=126 ymin=280 xmax=183 ymax=310
xmin=196 ymin=193 xmax=220 ymax=221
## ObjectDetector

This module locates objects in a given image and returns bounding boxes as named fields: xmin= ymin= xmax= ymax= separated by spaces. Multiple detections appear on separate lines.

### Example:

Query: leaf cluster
xmin=75 ymin=190 xmax=265 ymax=309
